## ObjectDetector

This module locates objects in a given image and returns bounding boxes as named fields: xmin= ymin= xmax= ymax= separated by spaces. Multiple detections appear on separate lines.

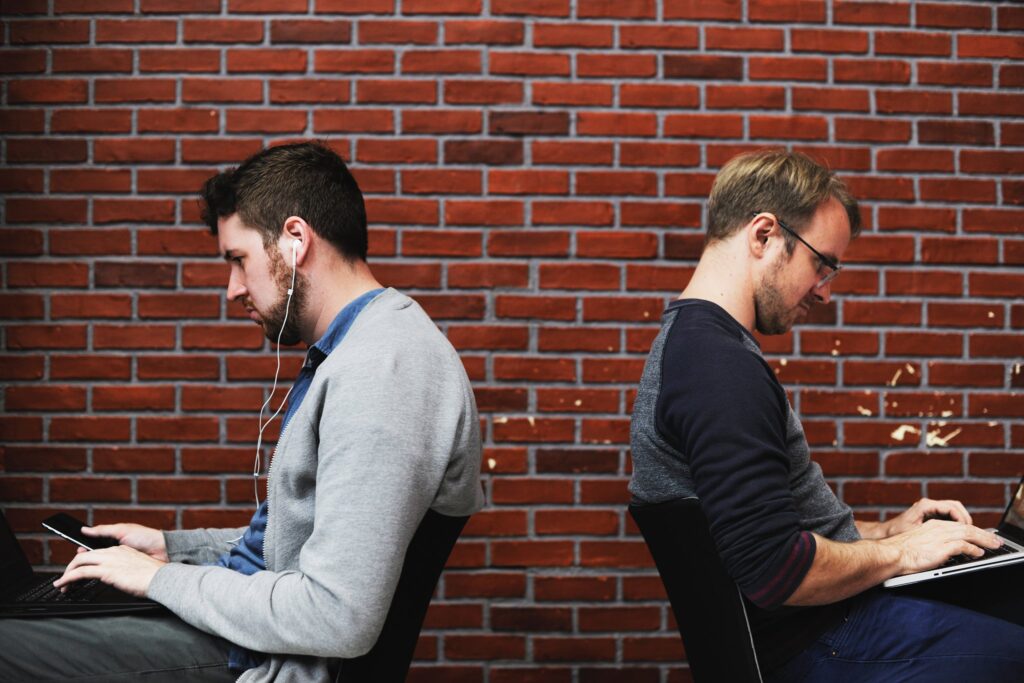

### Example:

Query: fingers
xmin=54 ymin=546 xmax=123 ymax=588
xmin=930 ymin=499 xmax=972 ymax=525
xmin=82 ymin=523 xmax=122 ymax=538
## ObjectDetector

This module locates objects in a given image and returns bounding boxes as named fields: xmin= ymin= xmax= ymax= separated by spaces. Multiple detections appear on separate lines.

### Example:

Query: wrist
xmin=877 ymin=535 xmax=907 ymax=574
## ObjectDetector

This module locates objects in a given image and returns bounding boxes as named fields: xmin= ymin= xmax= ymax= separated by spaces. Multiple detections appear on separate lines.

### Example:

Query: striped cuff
xmin=746 ymin=531 xmax=817 ymax=609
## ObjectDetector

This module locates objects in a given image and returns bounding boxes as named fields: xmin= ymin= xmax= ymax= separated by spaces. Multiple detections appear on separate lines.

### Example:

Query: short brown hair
xmin=706 ymin=149 xmax=861 ymax=249
xmin=200 ymin=141 xmax=368 ymax=261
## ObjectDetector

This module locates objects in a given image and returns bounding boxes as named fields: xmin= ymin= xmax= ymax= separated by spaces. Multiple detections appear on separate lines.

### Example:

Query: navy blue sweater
xmin=629 ymin=299 xmax=860 ymax=671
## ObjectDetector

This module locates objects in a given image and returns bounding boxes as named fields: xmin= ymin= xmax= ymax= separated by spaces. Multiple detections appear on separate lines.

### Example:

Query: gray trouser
xmin=0 ymin=613 xmax=235 ymax=682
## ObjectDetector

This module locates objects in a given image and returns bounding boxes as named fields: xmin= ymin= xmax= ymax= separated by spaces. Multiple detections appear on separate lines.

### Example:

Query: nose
xmin=226 ymin=269 xmax=247 ymax=302
xmin=813 ymin=279 xmax=831 ymax=305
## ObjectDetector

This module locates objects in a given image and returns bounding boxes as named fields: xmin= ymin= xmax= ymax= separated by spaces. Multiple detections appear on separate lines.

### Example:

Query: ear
xmin=280 ymin=216 xmax=310 ymax=266
xmin=746 ymin=213 xmax=775 ymax=260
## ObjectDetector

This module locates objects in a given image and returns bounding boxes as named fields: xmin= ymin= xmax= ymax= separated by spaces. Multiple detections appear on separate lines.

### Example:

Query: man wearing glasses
xmin=629 ymin=150 xmax=1022 ymax=681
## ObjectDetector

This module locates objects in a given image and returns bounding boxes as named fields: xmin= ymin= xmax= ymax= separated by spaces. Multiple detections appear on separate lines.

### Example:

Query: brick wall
xmin=2 ymin=0 xmax=1022 ymax=679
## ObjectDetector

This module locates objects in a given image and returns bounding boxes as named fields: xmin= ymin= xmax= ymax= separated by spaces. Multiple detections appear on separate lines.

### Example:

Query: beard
xmin=754 ymin=257 xmax=804 ymax=335
xmin=248 ymin=247 xmax=308 ymax=346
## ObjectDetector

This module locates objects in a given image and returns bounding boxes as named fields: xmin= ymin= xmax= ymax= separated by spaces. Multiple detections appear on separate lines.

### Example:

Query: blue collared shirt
xmin=213 ymin=288 xmax=384 ymax=672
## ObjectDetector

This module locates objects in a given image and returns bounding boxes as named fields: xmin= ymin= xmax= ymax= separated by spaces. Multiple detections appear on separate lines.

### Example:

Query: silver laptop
xmin=884 ymin=476 xmax=1024 ymax=588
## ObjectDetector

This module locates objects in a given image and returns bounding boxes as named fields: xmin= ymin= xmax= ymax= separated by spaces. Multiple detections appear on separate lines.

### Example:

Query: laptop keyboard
xmin=14 ymin=578 xmax=105 ymax=603
xmin=941 ymin=542 xmax=1018 ymax=568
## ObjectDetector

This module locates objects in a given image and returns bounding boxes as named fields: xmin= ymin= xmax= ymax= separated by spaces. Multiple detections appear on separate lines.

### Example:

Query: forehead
xmin=801 ymin=198 xmax=851 ymax=260
xmin=217 ymin=214 xmax=263 ymax=254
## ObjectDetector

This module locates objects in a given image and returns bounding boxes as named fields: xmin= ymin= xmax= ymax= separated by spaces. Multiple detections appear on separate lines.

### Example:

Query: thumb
xmin=82 ymin=524 xmax=120 ymax=538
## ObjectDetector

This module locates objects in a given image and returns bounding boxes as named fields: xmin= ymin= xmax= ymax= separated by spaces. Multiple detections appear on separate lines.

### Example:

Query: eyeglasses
xmin=751 ymin=212 xmax=841 ymax=289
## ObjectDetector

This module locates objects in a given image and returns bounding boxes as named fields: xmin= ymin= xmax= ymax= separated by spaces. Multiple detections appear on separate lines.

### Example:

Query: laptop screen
xmin=0 ymin=510 xmax=36 ymax=587
xmin=999 ymin=478 xmax=1024 ymax=546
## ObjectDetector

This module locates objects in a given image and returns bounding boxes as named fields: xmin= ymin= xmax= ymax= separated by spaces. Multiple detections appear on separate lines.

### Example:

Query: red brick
xmin=51 ymin=294 xmax=132 ymax=319
xmin=95 ymin=137 xmax=176 ymax=162
xmin=357 ymin=80 xmax=437 ymax=104
xmin=664 ymin=55 xmax=742 ymax=80
xmin=619 ymin=84 xmax=698 ymax=109
xmin=532 ymin=142 xmax=614 ymax=167
xmin=51 ymin=355 xmax=132 ymax=380
xmin=402 ymin=49 xmax=482 ymax=75
xmin=10 ymin=19 xmax=90 ymax=44
xmin=791 ymin=28 xmax=867 ymax=53
xmin=491 ymin=0 xmax=569 ymax=17
xmin=52 ymin=48 xmax=133 ymax=73
xmin=490 ymin=52 xmax=570 ymax=76
xmin=577 ymin=112 xmax=656 ymax=138
xmin=489 ymin=232 xmax=570 ymax=257
xmin=929 ymin=362 xmax=1004 ymax=388
xmin=970 ymin=334 xmax=1024 ymax=359
xmin=446 ymin=200 xmax=524 ymax=226
xmin=578 ymin=53 xmax=656 ymax=78
xmin=402 ymin=109 xmax=481 ymax=134
xmin=835 ymin=59 xmax=910 ymax=84
xmin=876 ymin=90 xmax=951 ymax=115
xmin=918 ymin=61 xmax=992 ymax=88
xmin=8 ymin=79 xmax=88 ymax=104
xmin=663 ymin=0 xmax=741 ymax=20
xmin=495 ymin=294 xmax=577 ymax=321
xmin=184 ymin=18 xmax=263 ymax=43
xmin=707 ymin=26 xmax=784 ymax=51
xmin=269 ymin=18 xmax=349 ymax=42
xmin=138 ymin=48 xmax=220 ymax=72
xmin=445 ymin=20 xmax=524 ymax=45
xmin=533 ymin=22 xmax=613 ymax=47
xmin=919 ymin=119 xmax=994 ymax=146
xmin=960 ymin=35 xmax=1024 ymax=60
xmin=749 ymin=56 xmax=826 ymax=81
xmin=532 ymin=83 xmax=613 ymax=107
xmin=366 ymin=198 xmax=438 ymax=225
xmin=314 ymin=109 xmax=394 ymax=134
xmin=960 ymin=93 xmax=1024 ymax=118
xmin=490 ymin=112 xmax=569 ymax=136
xmin=876 ymin=31 xmax=951 ymax=57
xmin=538 ymin=327 xmax=620 ymax=353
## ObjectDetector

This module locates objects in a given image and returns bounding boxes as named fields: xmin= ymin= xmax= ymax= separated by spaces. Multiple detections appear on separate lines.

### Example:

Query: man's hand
xmin=83 ymin=523 xmax=168 ymax=562
xmin=883 ymin=498 xmax=973 ymax=537
xmin=54 ymin=545 xmax=165 ymax=598
xmin=883 ymin=518 xmax=1001 ymax=576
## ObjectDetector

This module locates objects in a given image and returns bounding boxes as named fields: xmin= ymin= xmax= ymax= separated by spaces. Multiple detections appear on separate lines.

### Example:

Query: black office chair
xmin=336 ymin=509 xmax=469 ymax=682
xmin=630 ymin=498 xmax=763 ymax=683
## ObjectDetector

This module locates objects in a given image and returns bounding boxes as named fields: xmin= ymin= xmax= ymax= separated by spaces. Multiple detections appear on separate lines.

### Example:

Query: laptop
xmin=884 ymin=476 xmax=1024 ymax=588
xmin=0 ymin=510 xmax=164 ymax=618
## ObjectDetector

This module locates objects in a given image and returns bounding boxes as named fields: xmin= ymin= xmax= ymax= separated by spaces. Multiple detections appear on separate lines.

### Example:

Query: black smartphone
xmin=41 ymin=513 xmax=119 ymax=550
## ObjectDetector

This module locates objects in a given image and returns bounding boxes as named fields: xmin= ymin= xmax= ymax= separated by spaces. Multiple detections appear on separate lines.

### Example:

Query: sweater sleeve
xmin=657 ymin=325 xmax=815 ymax=609
xmin=147 ymin=337 xmax=482 ymax=658
xmin=162 ymin=527 xmax=247 ymax=565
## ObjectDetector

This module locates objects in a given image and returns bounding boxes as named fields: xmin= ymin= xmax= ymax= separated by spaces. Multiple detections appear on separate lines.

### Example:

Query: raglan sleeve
xmin=657 ymin=330 xmax=815 ymax=609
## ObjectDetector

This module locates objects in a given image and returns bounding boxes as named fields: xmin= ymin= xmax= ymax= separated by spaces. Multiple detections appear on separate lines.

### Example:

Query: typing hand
xmin=886 ymin=519 xmax=1001 ymax=575
xmin=884 ymin=498 xmax=973 ymax=537
xmin=54 ymin=545 xmax=165 ymax=598
xmin=83 ymin=523 xmax=169 ymax=562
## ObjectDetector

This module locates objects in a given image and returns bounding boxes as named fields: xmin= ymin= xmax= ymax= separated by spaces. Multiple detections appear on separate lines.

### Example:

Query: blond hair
xmin=706 ymin=149 xmax=861 ymax=248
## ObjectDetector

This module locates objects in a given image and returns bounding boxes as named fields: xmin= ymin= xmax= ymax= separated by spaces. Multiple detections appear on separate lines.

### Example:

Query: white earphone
xmin=249 ymin=237 xmax=302 ymax=514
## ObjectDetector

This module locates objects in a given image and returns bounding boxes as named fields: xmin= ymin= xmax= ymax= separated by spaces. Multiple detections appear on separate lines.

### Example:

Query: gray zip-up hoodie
xmin=147 ymin=289 xmax=484 ymax=682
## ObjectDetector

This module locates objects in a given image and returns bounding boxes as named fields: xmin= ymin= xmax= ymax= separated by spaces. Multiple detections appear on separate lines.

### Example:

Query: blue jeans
xmin=768 ymin=588 xmax=1024 ymax=683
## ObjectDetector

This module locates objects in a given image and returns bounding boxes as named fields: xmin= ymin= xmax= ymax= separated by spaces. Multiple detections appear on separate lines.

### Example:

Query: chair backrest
xmin=629 ymin=498 xmax=763 ymax=683
xmin=337 ymin=509 xmax=469 ymax=682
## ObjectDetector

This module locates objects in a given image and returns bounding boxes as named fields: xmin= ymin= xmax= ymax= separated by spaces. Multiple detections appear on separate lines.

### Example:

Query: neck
xmin=301 ymin=258 xmax=382 ymax=345
xmin=679 ymin=241 xmax=756 ymax=332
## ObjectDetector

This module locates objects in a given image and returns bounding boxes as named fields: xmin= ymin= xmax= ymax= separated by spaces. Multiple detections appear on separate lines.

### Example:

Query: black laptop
xmin=0 ymin=510 xmax=163 ymax=618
